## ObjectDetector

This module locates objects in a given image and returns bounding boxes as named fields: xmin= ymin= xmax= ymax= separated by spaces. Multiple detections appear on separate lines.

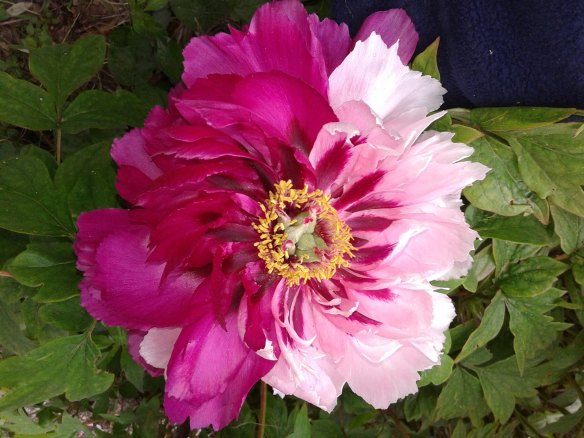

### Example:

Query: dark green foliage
xmin=0 ymin=3 xmax=582 ymax=437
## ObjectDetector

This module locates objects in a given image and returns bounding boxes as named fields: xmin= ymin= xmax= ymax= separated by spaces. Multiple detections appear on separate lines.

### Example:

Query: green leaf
xmin=464 ymin=137 xmax=538 ymax=216
xmin=411 ymin=38 xmax=440 ymax=80
xmin=121 ymin=347 xmax=145 ymax=392
xmin=265 ymin=391 xmax=289 ymax=438
xmin=473 ymin=213 xmax=555 ymax=245
xmin=508 ymin=125 xmax=584 ymax=217
xmin=0 ymin=72 xmax=56 ymax=130
xmin=0 ymin=334 xmax=114 ymax=410
xmin=452 ymin=125 xmax=484 ymax=144
xmin=505 ymin=295 xmax=570 ymax=373
xmin=499 ymin=256 xmax=567 ymax=297
xmin=492 ymin=239 xmax=542 ymax=276
xmin=456 ymin=292 xmax=505 ymax=363
xmin=310 ymin=419 xmax=344 ymax=438
xmin=0 ymin=154 xmax=74 ymax=236
xmin=472 ymin=357 xmax=538 ymax=423
xmin=39 ymin=297 xmax=92 ymax=332
xmin=470 ymin=107 xmax=575 ymax=131
xmin=289 ymin=403 xmax=310 ymax=438
xmin=54 ymin=142 xmax=117 ymax=218
xmin=462 ymin=244 xmax=495 ymax=292
xmin=551 ymin=205 xmax=584 ymax=254
xmin=0 ymin=297 xmax=36 ymax=355
xmin=155 ymin=39 xmax=183 ymax=83
xmin=29 ymin=35 xmax=106 ymax=110
xmin=434 ymin=367 xmax=489 ymax=425
xmin=526 ymin=331 xmax=584 ymax=386
xmin=0 ymin=410 xmax=49 ymax=435
xmin=8 ymin=240 xmax=80 ymax=302
xmin=0 ymin=228 xmax=28 ymax=265
xmin=418 ymin=353 xmax=453 ymax=386
xmin=170 ymin=0 xmax=230 ymax=32
xmin=61 ymin=89 xmax=148 ymax=134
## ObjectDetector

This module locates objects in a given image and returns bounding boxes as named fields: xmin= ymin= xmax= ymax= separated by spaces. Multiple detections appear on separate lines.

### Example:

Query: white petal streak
xmin=329 ymin=33 xmax=445 ymax=123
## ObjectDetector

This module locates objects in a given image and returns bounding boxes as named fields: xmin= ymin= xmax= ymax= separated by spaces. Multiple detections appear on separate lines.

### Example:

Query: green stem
xmin=55 ymin=126 xmax=62 ymax=164
xmin=257 ymin=381 xmax=267 ymax=438
xmin=515 ymin=409 xmax=544 ymax=438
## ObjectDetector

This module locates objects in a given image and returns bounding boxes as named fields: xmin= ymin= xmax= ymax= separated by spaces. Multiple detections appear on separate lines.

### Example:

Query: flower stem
xmin=55 ymin=126 xmax=62 ymax=164
xmin=257 ymin=381 xmax=267 ymax=438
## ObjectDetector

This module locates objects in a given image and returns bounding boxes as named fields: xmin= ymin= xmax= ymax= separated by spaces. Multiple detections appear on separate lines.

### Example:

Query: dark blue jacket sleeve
xmin=332 ymin=0 xmax=584 ymax=108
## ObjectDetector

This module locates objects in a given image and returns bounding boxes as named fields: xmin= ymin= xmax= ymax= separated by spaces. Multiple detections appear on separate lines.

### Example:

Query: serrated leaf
xmin=526 ymin=331 xmax=584 ymax=385
xmin=121 ymin=347 xmax=145 ymax=392
xmin=492 ymin=239 xmax=542 ymax=276
xmin=452 ymin=124 xmax=484 ymax=144
xmin=470 ymin=107 xmax=575 ymax=131
xmin=0 ymin=154 xmax=74 ymax=236
xmin=39 ymin=297 xmax=92 ymax=332
xmin=265 ymin=390 xmax=289 ymax=438
xmin=170 ymin=0 xmax=230 ymax=32
xmin=0 ymin=297 xmax=36 ymax=355
xmin=418 ymin=353 xmax=453 ymax=386
xmin=0 ymin=334 xmax=114 ymax=410
xmin=462 ymin=244 xmax=495 ymax=292
xmin=505 ymin=295 xmax=570 ymax=373
xmin=289 ymin=403 xmax=310 ymax=438
xmin=29 ymin=35 xmax=106 ymax=110
xmin=499 ymin=256 xmax=567 ymax=297
xmin=8 ymin=240 xmax=80 ymax=302
xmin=471 ymin=356 xmax=537 ymax=423
xmin=551 ymin=205 xmax=584 ymax=254
xmin=464 ymin=137 xmax=537 ymax=216
xmin=473 ymin=214 xmax=555 ymax=245
xmin=61 ymin=89 xmax=148 ymax=134
xmin=0 ymin=72 xmax=56 ymax=130
xmin=0 ymin=228 xmax=28 ymax=265
xmin=54 ymin=142 xmax=117 ymax=218
xmin=508 ymin=125 xmax=584 ymax=217
xmin=411 ymin=38 xmax=440 ymax=80
xmin=456 ymin=292 xmax=505 ymax=363
xmin=434 ymin=367 xmax=489 ymax=425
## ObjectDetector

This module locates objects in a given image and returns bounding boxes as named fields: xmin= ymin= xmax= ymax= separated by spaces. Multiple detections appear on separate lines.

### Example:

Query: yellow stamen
xmin=252 ymin=180 xmax=355 ymax=285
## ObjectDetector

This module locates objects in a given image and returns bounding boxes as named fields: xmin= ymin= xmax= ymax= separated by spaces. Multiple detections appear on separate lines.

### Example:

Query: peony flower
xmin=74 ymin=0 xmax=488 ymax=430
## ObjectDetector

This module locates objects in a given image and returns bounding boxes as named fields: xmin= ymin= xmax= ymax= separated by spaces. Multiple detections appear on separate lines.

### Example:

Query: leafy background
xmin=0 ymin=1 xmax=583 ymax=437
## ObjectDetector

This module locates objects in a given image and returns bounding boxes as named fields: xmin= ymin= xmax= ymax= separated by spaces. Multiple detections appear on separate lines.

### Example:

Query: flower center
xmin=252 ymin=180 xmax=355 ymax=285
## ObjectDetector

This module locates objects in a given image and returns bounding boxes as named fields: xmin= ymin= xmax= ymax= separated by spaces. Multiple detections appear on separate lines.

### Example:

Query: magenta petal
xmin=164 ymin=312 xmax=274 ymax=430
xmin=307 ymin=14 xmax=351 ymax=74
xmin=354 ymin=9 xmax=419 ymax=64
xmin=84 ymin=222 xmax=200 ymax=330
xmin=232 ymin=72 xmax=337 ymax=152
xmin=183 ymin=0 xmax=329 ymax=97
xmin=111 ymin=130 xmax=162 ymax=202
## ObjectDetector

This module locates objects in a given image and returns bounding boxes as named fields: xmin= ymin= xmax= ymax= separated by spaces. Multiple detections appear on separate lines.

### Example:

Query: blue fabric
xmin=332 ymin=0 xmax=584 ymax=108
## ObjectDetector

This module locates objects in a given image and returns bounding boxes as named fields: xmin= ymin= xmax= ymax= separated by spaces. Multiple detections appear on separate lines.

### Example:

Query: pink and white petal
xmin=339 ymin=335 xmax=430 ymax=408
xmin=127 ymin=330 xmax=163 ymax=377
xmin=374 ymin=212 xmax=479 ymax=281
xmin=262 ymin=332 xmax=344 ymax=411
xmin=354 ymin=9 xmax=418 ymax=64
xmin=329 ymin=33 xmax=444 ymax=123
xmin=164 ymin=312 xmax=274 ymax=430
xmin=139 ymin=327 xmax=182 ymax=371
